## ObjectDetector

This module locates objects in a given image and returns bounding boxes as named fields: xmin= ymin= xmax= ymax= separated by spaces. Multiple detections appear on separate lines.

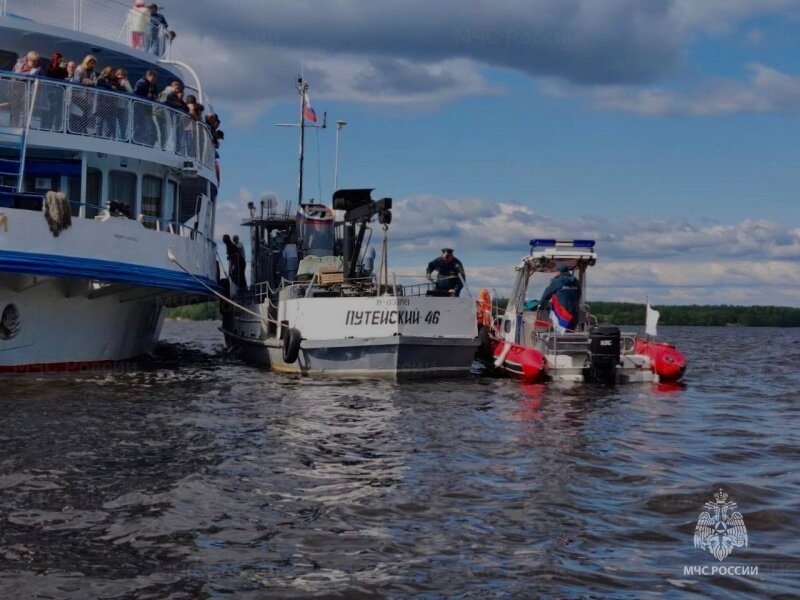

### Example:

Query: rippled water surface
xmin=1 ymin=322 xmax=799 ymax=598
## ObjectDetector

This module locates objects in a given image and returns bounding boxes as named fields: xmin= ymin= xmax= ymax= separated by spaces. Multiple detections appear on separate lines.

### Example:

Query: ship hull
xmin=223 ymin=329 xmax=477 ymax=379
xmin=222 ymin=294 xmax=479 ymax=379
xmin=0 ymin=273 xmax=165 ymax=372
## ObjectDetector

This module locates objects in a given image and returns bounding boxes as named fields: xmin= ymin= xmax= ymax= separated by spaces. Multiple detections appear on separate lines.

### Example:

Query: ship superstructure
xmin=0 ymin=0 xmax=221 ymax=371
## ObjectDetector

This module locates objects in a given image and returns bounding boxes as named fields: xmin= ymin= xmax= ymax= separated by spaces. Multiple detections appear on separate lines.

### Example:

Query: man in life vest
xmin=540 ymin=263 xmax=580 ymax=330
xmin=426 ymin=248 xmax=466 ymax=296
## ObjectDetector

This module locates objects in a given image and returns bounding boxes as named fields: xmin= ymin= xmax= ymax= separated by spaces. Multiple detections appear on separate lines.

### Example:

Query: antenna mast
xmin=276 ymin=77 xmax=327 ymax=209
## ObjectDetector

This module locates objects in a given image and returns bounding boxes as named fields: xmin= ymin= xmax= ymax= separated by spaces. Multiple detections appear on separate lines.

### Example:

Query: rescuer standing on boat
xmin=540 ymin=263 xmax=581 ymax=330
xmin=426 ymin=248 xmax=465 ymax=296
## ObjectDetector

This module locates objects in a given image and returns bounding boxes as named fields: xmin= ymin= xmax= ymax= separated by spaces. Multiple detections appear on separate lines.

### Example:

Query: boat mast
xmin=277 ymin=77 xmax=326 ymax=212
xmin=297 ymin=77 xmax=307 ymax=207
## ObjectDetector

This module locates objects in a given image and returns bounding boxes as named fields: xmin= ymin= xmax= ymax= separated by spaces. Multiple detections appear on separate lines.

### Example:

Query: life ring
xmin=282 ymin=327 xmax=302 ymax=364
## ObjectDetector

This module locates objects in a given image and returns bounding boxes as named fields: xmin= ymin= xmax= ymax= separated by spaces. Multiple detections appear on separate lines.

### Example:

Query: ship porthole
xmin=0 ymin=304 xmax=21 ymax=341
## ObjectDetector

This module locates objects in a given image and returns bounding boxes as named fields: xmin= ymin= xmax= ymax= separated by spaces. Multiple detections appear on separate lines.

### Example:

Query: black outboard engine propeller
xmin=586 ymin=325 xmax=621 ymax=384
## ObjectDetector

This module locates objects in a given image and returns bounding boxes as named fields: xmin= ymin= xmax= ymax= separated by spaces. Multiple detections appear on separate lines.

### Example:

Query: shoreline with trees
xmin=168 ymin=301 xmax=800 ymax=327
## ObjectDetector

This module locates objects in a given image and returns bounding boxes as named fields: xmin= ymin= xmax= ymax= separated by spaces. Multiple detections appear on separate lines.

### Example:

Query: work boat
xmin=221 ymin=190 xmax=479 ymax=378
xmin=479 ymin=239 xmax=686 ymax=384
xmin=0 ymin=1 xmax=219 ymax=372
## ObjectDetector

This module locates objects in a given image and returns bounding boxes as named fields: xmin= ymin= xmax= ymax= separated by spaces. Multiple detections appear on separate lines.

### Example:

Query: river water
xmin=0 ymin=322 xmax=798 ymax=598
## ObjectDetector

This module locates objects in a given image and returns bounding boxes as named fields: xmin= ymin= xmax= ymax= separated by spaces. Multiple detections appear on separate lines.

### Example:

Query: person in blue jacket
xmin=426 ymin=248 xmax=465 ymax=296
xmin=540 ymin=263 xmax=581 ymax=330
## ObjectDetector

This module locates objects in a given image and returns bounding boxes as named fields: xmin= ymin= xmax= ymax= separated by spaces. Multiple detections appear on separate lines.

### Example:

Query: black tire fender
xmin=282 ymin=327 xmax=302 ymax=364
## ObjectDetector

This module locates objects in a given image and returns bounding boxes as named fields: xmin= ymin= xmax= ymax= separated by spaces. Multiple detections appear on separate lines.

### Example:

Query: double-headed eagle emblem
xmin=694 ymin=488 xmax=748 ymax=561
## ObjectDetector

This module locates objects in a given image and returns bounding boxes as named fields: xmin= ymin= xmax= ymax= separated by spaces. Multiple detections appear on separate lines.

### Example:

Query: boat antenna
xmin=275 ymin=77 xmax=327 ymax=210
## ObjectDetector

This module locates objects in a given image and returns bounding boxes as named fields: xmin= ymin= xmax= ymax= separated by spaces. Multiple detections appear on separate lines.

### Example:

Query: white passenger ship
xmin=0 ymin=1 xmax=219 ymax=372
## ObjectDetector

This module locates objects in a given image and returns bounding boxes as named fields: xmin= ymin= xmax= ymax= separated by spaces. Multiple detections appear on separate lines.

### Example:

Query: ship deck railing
xmin=0 ymin=71 xmax=215 ymax=169
xmin=1 ymin=0 xmax=172 ymax=59
xmin=0 ymin=192 xmax=215 ymax=248
xmin=239 ymin=276 xmax=461 ymax=304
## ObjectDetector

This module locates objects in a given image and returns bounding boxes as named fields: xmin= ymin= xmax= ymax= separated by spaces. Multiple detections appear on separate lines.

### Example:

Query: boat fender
xmin=282 ymin=327 xmax=302 ymax=364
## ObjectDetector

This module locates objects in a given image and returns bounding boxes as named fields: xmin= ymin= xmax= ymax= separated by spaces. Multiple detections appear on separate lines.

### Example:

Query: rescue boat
xmin=476 ymin=239 xmax=686 ymax=384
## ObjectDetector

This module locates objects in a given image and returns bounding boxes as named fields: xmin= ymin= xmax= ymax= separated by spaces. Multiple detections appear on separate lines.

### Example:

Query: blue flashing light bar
xmin=530 ymin=239 xmax=595 ymax=248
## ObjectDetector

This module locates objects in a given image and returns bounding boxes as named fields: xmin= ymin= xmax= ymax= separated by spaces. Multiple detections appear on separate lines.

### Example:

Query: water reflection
xmin=0 ymin=323 xmax=797 ymax=598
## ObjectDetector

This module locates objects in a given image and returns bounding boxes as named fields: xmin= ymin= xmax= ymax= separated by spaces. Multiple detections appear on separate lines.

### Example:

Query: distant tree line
xmin=168 ymin=299 xmax=800 ymax=327
xmin=588 ymin=302 xmax=800 ymax=327
xmin=490 ymin=299 xmax=800 ymax=327
xmin=167 ymin=302 xmax=220 ymax=321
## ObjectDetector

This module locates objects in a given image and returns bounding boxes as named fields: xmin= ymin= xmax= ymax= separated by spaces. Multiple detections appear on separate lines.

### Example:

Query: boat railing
xmin=1 ymin=0 xmax=172 ymax=58
xmin=0 ymin=71 xmax=215 ymax=169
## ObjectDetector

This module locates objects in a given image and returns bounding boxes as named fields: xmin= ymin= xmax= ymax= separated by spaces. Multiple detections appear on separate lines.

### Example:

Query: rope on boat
xmin=166 ymin=248 xmax=279 ymax=326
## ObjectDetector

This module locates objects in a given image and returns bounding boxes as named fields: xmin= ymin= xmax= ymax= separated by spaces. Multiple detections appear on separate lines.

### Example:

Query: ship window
xmin=86 ymin=168 xmax=102 ymax=218
xmin=165 ymin=180 xmax=178 ymax=227
xmin=68 ymin=176 xmax=81 ymax=217
xmin=142 ymin=175 xmax=163 ymax=230
xmin=109 ymin=171 xmax=136 ymax=218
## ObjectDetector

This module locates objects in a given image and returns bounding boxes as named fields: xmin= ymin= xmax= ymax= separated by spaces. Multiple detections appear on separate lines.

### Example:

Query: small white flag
xmin=645 ymin=302 xmax=660 ymax=337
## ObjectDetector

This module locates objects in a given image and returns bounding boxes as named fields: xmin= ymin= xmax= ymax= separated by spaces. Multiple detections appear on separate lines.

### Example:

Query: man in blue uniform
xmin=426 ymin=248 xmax=466 ymax=296
xmin=540 ymin=263 xmax=581 ymax=330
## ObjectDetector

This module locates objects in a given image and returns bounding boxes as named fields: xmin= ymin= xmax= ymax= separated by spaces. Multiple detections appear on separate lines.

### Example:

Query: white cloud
xmin=165 ymin=1 xmax=800 ymax=120
xmin=542 ymin=63 xmax=800 ymax=116
xmin=224 ymin=190 xmax=800 ymax=305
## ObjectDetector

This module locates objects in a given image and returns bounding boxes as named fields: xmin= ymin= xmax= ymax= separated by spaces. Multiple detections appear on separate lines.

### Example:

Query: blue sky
xmin=169 ymin=0 xmax=800 ymax=305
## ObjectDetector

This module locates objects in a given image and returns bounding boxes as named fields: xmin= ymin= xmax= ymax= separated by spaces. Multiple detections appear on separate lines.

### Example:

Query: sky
xmin=167 ymin=0 xmax=800 ymax=305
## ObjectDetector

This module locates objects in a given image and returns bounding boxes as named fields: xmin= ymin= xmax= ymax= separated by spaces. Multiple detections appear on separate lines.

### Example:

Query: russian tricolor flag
xmin=550 ymin=296 xmax=573 ymax=333
xmin=303 ymin=91 xmax=317 ymax=123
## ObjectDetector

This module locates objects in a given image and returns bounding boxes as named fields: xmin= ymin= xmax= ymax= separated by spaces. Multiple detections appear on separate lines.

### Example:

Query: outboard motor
xmin=587 ymin=325 xmax=621 ymax=384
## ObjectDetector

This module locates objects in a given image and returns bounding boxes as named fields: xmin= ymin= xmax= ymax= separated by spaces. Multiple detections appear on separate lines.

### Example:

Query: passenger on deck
xmin=71 ymin=55 xmax=98 ymax=134
xmin=96 ymin=67 xmax=121 ymax=138
xmin=72 ymin=55 xmax=98 ymax=86
xmin=96 ymin=66 xmax=118 ymax=90
xmin=158 ymin=80 xmax=182 ymax=103
xmin=222 ymin=234 xmax=247 ymax=288
xmin=233 ymin=235 xmax=246 ymax=260
xmin=539 ymin=263 xmax=581 ymax=331
xmin=13 ymin=51 xmax=41 ymax=76
xmin=11 ymin=51 xmax=41 ymax=127
xmin=134 ymin=70 xmax=158 ymax=100
xmin=185 ymin=95 xmax=204 ymax=121
xmin=147 ymin=4 xmax=173 ymax=55
xmin=426 ymin=248 xmax=466 ymax=297
xmin=65 ymin=61 xmax=77 ymax=80
xmin=115 ymin=69 xmax=133 ymax=93
xmin=43 ymin=53 xmax=68 ymax=130
xmin=45 ymin=53 xmax=67 ymax=80
xmin=128 ymin=0 xmax=149 ymax=50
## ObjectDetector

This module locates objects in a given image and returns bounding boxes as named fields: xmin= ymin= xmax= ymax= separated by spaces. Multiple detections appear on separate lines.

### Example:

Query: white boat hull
xmin=0 ymin=273 xmax=165 ymax=372
xmin=223 ymin=295 xmax=479 ymax=379
xmin=0 ymin=206 xmax=217 ymax=371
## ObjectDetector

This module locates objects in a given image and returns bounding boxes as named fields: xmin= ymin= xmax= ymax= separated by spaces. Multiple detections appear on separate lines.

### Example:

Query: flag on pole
xmin=645 ymin=302 xmax=660 ymax=337
xmin=550 ymin=296 xmax=573 ymax=334
xmin=303 ymin=91 xmax=317 ymax=123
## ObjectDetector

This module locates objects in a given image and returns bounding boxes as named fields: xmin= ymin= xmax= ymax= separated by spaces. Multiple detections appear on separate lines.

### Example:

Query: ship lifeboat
xmin=634 ymin=338 xmax=686 ymax=382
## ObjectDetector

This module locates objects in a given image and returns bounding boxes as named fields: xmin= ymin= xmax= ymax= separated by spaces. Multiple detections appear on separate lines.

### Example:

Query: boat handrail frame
xmin=0 ymin=70 xmax=216 ymax=170
xmin=0 ymin=0 xmax=173 ymax=59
